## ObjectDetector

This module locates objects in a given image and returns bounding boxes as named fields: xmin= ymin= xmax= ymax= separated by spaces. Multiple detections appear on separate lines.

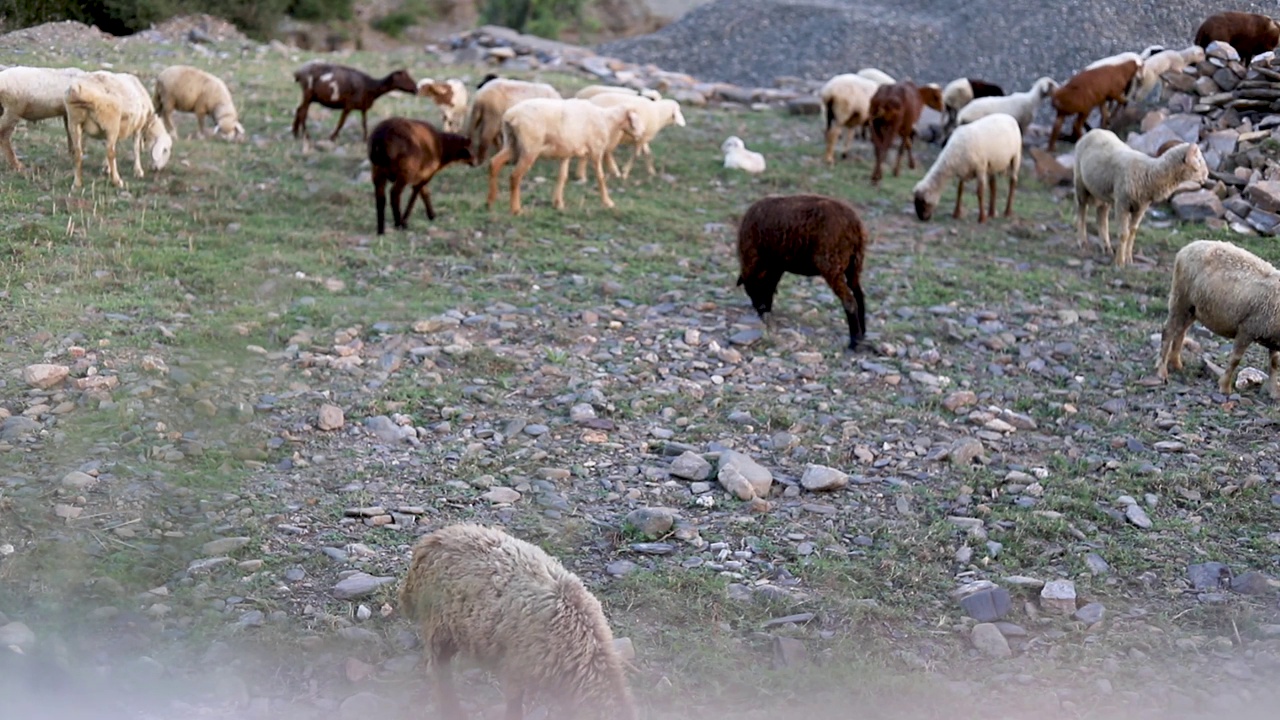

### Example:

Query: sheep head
xmin=1032 ymin=77 xmax=1060 ymax=98
xmin=721 ymin=136 xmax=745 ymax=153
xmin=146 ymin=118 xmax=173 ymax=171
xmin=912 ymin=186 xmax=937 ymax=222
xmin=662 ymin=100 xmax=687 ymax=128
xmin=387 ymin=69 xmax=417 ymax=95
xmin=1181 ymin=143 xmax=1209 ymax=183
xmin=622 ymin=110 xmax=645 ymax=141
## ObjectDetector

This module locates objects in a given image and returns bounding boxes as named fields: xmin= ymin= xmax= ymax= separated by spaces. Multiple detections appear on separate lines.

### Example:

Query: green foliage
xmin=286 ymin=0 xmax=351 ymax=22
xmin=481 ymin=0 xmax=588 ymax=39
xmin=370 ymin=9 xmax=416 ymax=38
xmin=0 ymin=0 xmax=352 ymax=40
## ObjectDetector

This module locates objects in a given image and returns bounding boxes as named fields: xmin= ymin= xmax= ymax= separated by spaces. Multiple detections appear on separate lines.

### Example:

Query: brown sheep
xmin=367 ymin=117 xmax=475 ymax=235
xmin=736 ymin=194 xmax=870 ymax=350
xmin=1047 ymin=60 xmax=1140 ymax=152
xmin=868 ymin=81 xmax=942 ymax=184
xmin=398 ymin=523 xmax=637 ymax=720
xmin=1195 ymin=11 xmax=1280 ymax=67
xmin=291 ymin=61 xmax=416 ymax=142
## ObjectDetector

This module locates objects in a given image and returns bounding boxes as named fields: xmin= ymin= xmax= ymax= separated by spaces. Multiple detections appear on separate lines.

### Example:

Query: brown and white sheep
xmin=466 ymin=78 xmax=562 ymax=164
xmin=818 ymin=73 xmax=881 ymax=165
xmin=1195 ymin=11 xmax=1280 ymax=67
xmin=941 ymin=77 xmax=1006 ymax=132
xmin=1048 ymin=60 xmax=1141 ymax=151
xmin=1156 ymin=239 xmax=1280 ymax=398
xmin=0 ymin=66 xmax=87 ymax=171
xmin=486 ymin=98 xmax=644 ymax=216
xmin=64 ymin=70 xmax=173 ymax=189
xmin=417 ymin=77 xmax=469 ymax=133
xmin=153 ymin=65 xmax=244 ymax=141
xmin=868 ymin=81 xmax=943 ymax=184
xmin=398 ymin=523 xmax=637 ymax=720
xmin=291 ymin=61 xmax=417 ymax=142
xmin=736 ymin=194 xmax=870 ymax=350
xmin=368 ymin=117 xmax=475 ymax=235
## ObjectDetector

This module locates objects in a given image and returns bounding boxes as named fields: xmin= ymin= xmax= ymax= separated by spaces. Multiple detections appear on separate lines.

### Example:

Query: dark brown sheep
xmin=291 ymin=61 xmax=417 ymax=142
xmin=868 ymin=81 xmax=943 ymax=184
xmin=368 ymin=117 xmax=474 ymax=235
xmin=736 ymin=194 xmax=870 ymax=351
xmin=1195 ymin=11 xmax=1280 ymax=66
xmin=1047 ymin=60 xmax=1139 ymax=151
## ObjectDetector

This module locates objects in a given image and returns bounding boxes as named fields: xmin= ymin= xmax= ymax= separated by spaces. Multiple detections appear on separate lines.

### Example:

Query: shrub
xmin=0 ymin=0 xmax=353 ymax=40
xmin=371 ymin=9 xmax=416 ymax=38
xmin=482 ymin=0 xmax=589 ymax=39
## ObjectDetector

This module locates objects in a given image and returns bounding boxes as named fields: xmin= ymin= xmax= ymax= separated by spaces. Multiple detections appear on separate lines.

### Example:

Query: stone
xmin=1246 ymin=207 xmax=1280 ymax=236
xmin=959 ymin=587 xmax=1012 ymax=623
xmin=1206 ymin=40 xmax=1240 ymax=62
xmin=202 ymin=537 xmax=251 ymax=555
xmin=799 ymin=464 xmax=848 ymax=491
xmin=1246 ymin=180 xmax=1280 ymax=212
xmin=1170 ymin=189 xmax=1224 ymax=221
xmin=60 ymin=471 xmax=97 ymax=489
xmin=317 ymin=404 xmax=344 ymax=431
xmin=948 ymin=437 xmax=985 ymax=465
xmin=338 ymin=692 xmax=394 ymax=720
xmin=625 ymin=507 xmax=676 ymax=538
xmin=669 ymin=451 xmax=712 ymax=480
xmin=1124 ymin=503 xmax=1153 ymax=529
xmin=786 ymin=96 xmax=823 ymax=116
xmin=606 ymin=560 xmax=638 ymax=576
xmin=771 ymin=636 xmax=808 ymax=668
xmin=1084 ymin=553 xmax=1110 ymax=575
xmin=482 ymin=487 xmax=521 ymax=504
xmin=717 ymin=451 xmax=772 ymax=500
xmin=22 ymin=364 xmax=69 ymax=389
xmin=1188 ymin=562 xmax=1232 ymax=590
xmin=0 ymin=621 xmax=36 ymax=650
xmin=1073 ymin=602 xmax=1106 ymax=625
xmin=1230 ymin=571 xmax=1274 ymax=595
xmin=331 ymin=572 xmax=396 ymax=600
xmin=970 ymin=623 xmax=1012 ymax=658
xmin=364 ymin=415 xmax=414 ymax=443
xmin=942 ymin=390 xmax=978 ymax=412
xmin=1040 ymin=579 xmax=1077 ymax=615
xmin=613 ymin=637 xmax=635 ymax=661
xmin=569 ymin=403 xmax=596 ymax=424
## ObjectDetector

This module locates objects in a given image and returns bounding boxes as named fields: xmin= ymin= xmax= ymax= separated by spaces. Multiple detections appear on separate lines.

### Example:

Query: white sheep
xmin=956 ymin=76 xmax=1059 ymax=133
xmin=1131 ymin=45 xmax=1206 ymax=100
xmin=466 ymin=77 xmax=562 ymax=163
xmin=1085 ymin=51 xmax=1146 ymax=70
xmin=722 ymin=135 xmax=765 ymax=174
xmin=417 ymin=77 xmax=469 ymax=132
xmin=64 ymin=70 xmax=173 ymax=189
xmin=398 ymin=523 xmax=637 ymax=720
xmin=856 ymin=68 xmax=896 ymax=85
xmin=1072 ymin=128 xmax=1208 ymax=266
xmin=912 ymin=113 xmax=1022 ymax=223
xmin=574 ymin=84 xmax=663 ymax=101
xmin=1156 ymin=239 xmax=1280 ymax=397
xmin=153 ymin=65 xmax=244 ymax=141
xmin=486 ymin=97 xmax=644 ymax=215
xmin=0 ymin=65 xmax=87 ymax=171
xmin=818 ymin=72 xmax=881 ymax=164
xmin=577 ymin=93 xmax=685 ymax=180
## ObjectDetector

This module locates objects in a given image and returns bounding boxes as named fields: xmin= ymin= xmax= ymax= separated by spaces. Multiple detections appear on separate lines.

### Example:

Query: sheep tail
xmin=824 ymin=98 xmax=835 ymax=131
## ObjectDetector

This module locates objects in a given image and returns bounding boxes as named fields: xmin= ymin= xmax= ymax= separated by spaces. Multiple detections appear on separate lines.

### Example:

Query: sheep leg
xmin=487 ymin=146 xmax=513 ymax=210
xmin=823 ymin=269 xmax=865 ymax=351
xmin=195 ymin=113 xmax=206 ymax=139
xmin=374 ymin=176 xmax=389 ymax=235
xmin=952 ymin=178 xmax=965 ymax=219
xmin=1071 ymin=114 xmax=1087 ymax=143
xmin=1004 ymin=166 xmax=1017 ymax=217
xmin=904 ymin=132 xmax=916 ymax=171
xmin=592 ymin=154 xmax=615 ymax=209
xmin=69 ymin=122 xmax=84 ymax=189
xmin=390 ymin=180 xmax=409 ymax=229
xmin=823 ymin=125 xmax=840 ymax=165
xmin=417 ymin=183 xmax=436 ymax=221
xmin=359 ymin=110 xmax=369 ymax=141
xmin=329 ymin=108 xmax=352 ymax=141
xmin=503 ymin=685 xmax=525 ymax=720
xmin=575 ymin=156 xmax=588 ymax=183
xmin=1156 ymin=299 xmax=1194 ymax=379
xmin=619 ymin=145 xmax=637 ymax=180
xmin=643 ymin=142 xmax=656 ymax=176
xmin=553 ymin=158 xmax=570 ymax=210
xmin=431 ymin=650 xmax=467 ymax=720
xmin=508 ymin=152 xmax=536 ymax=216
xmin=1122 ymin=204 xmax=1149 ymax=266
xmin=0 ymin=122 xmax=21 ymax=172
xmin=1113 ymin=208 xmax=1133 ymax=266
xmin=1095 ymin=204 xmax=1113 ymax=256
xmin=132 ymin=130 xmax=145 ymax=179
xmin=1075 ymin=197 xmax=1090 ymax=252
xmin=291 ymin=99 xmax=311 ymax=139
xmin=104 ymin=129 xmax=123 ymax=188
xmin=1269 ymin=351 xmax=1280 ymax=399
xmin=844 ymin=266 xmax=867 ymax=351
xmin=1048 ymin=114 xmax=1065 ymax=153
xmin=986 ymin=173 xmax=997 ymax=220
xmin=975 ymin=173 xmax=987 ymax=223
xmin=891 ymin=135 xmax=906 ymax=177
xmin=1221 ymin=335 xmax=1253 ymax=395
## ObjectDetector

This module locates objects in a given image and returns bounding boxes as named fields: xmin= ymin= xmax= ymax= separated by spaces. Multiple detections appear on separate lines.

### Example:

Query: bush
xmin=370 ymin=9 xmax=416 ymax=38
xmin=0 ymin=0 xmax=353 ymax=40
xmin=482 ymin=0 xmax=588 ymax=39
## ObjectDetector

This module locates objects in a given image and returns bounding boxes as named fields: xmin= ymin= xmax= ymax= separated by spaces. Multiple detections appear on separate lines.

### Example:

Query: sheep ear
xmin=1186 ymin=144 xmax=1202 ymax=163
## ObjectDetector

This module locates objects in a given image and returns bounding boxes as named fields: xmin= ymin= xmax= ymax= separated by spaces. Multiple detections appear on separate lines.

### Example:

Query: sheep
xmin=1072 ymin=128 xmax=1208 ymax=266
xmin=368 ymin=117 xmax=475 ymax=235
xmin=736 ymin=194 xmax=869 ymax=351
xmin=1131 ymin=46 xmax=1206 ymax=100
xmin=398 ymin=523 xmax=637 ymax=720
xmin=956 ymin=76 xmax=1057 ymax=135
xmin=1156 ymin=239 xmax=1280 ymax=397
xmin=868 ymin=81 xmax=943 ymax=184
xmin=912 ymin=113 xmax=1021 ymax=223
xmin=417 ymin=77 xmax=469 ymax=133
xmin=1195 ymin=11 xmax=1280 ymax=67
xmin=1048 ymin=60 xmax=1141 ymax=151
xmin=1084 ymin=51 xmax=1144 ymax=70
xmin=856 ymin=68 xmax=896 ymax=85
xmin=722 ymin=136 xmax=765 ymax=173
xmin=574 ymin=84 xmax=663 ymax=101
xmin=466 ymin=78 xmax=562 ymax=164
xmin=153 ymin=65 xmax=244 ymax=141
xmin=64 ymin=70 xmax=173 ymax=189
xmin=291 ymin=61 xmax=417 ymax=143
xmin=576 ymin=93 xmax=685 ymax=180
xmin=0 ymin=66 xmax=87 ymax=170
xmin=486 ymin=98 xmax=644 ymax=216
xmin=818 ymin=73 xmax=881 ymax=164
xmin=941 ymin=77 xmax=1006 ymax=131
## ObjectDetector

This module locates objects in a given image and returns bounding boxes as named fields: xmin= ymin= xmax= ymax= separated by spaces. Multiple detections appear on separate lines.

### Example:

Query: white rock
xmin=22 ymin=364 xmax=69 ymax=389
xmin=800 ymin=464 xmax=848 ymax=491
xmin=1040 ymin=579 xmax=1077 ymax=615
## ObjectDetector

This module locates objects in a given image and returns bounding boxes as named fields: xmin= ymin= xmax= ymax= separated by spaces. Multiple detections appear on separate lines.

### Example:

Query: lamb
xmin=722 ymin=136 xmax=765 ymax=173
xmin=1156 ymin=239 xmax=1280 ymax=398
xmin=1072 ymin=128 xmax=1208 ymax=266
xmin=574 ymin=84 xmax=662 ymax=101
xmin=466 ymin=77 xmax=562 ymax=164
xmin=941 ymin=77 xmax=1006 ymax=131
xmin=64 ymin=70 xmax=173 ymax=189
xmin=818 ymin=73 xmax=881 ymax=165
xmin=1084 ymin=51 xmax=1145 ymax=70
xmin=912 ymin=113 xmax=1021 ymax=223
xmin=577 ymin=93 xmax=685 ymax=180
xmin=153 ymin=65 xmax=244 ymax=141
xmin=856 ymin=68 xmax=896 ymax=85
xmin=486 ymin=98 xmax=644 ymax=215
xmin=868 ymin=81 xmax=943 ymax=184
xmin=291 ymin=61 xmax=417 ymax=142
xmin=0 ymin=65 xmax=87 ymax=171
xmin=417 ymin=77 xmax=468 ymax=132
xmin=956 ymin=76 xmax=1057 ymax=135
xmin=1195 ymin=11 xmax=1280 ymax=67
xmin=398 ymin=523 xmax=637 ymax=720
xmin=1048 ymin=60 xmax=1141 ymax=151
xmin=736 ymin=194 xmax=870 ymax=350
xmin=1131 ymin=46 xmax=1206 ymax=101
xmin=368 ymin=117 xmax=475 ymax=235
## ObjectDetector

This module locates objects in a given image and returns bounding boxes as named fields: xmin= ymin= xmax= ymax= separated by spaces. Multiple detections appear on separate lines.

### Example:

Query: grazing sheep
xmin=417 ymin=77 xmax=469 ymax=132
xmin=1156 ymin=239 xmax=1280 ymax=397
xmin=1131 ymin=46 xmax=1206 ymax=100
xmin=856 ymin=68 xmax=896 ymax=86
xmin=956 ymin=76 xmax=1057 ymax=134
xmin=291 ymin=61 xmax=417 ymax=142
xmin=577 ymin=94 xmax=685 ymax=180
xmin=153 ymin=65 xmax=244 ymax=141
xmin=818 ymin=73 xmax=880 ymax=164
xmin=1072 ymin=128 xmax=1208 ymax=266
xmin=466 ymin=78 xmax=562 ymax=164
xmin=721 ymin=135 xmax=765 ymax=174
xmin=399 ymin=524 xmax=637 ymax=720
xmin=1195 ymin=11 xmax=1280 ymax=66
xmin=913 ymin=113 xmax=1021 ymax=223
xmin=868 ymin=81 xmax=942 ymax=184
xmin=368 ymin=117 xmax=475 ymax=235
xmin=486 ymin=98 xmax=644 ymax=215
xmin=0 ymin=65 xmax=87 ymax=170
xmin=574 ymin=84 xmax=662 ymax=101
xmin=941 ymin=77 xmax=1006 ymax=131
xmin=1048 ymin=60 xmax=1141 ymax=151
xmin=737 ymin=194 xmax=870 ymax=350
xmin=64 ymin=70 xmax=172 ymax=189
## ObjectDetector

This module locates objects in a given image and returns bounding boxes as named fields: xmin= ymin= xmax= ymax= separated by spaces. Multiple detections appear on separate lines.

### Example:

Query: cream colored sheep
xmin=1156 ymin=240 xmax=1280 ymax=397
xmin=574 ymin=84 xmax=662 ymax=101
xmin=1131 ymin=46 xmax=1206 ymax=100
xmin=722 ymin=135 xmax=765 ymax=174
xmin=153 ymin=65 xmax=244 ymax=141
xmin=957 ymin=76 xmax=1058 ymax=133
xmin=912 ymin=113 xmax=1022 ymax=223
xmin=856 ymin=68 xmax=896 ymax=85
xmin=1073 ymin=128 xmax=1208 ymax=266
xmin=466 ymin=78 xmax=561 ymax=163
xmin=486 ymin=98 xmax=644 ymax=215
xmin=1085 ymin=51 xmax=1145 ymax=70
xmin=399 ymin=523 xmax=637 ymax=720
xmin=0 ymin=66 xmax=87 ymax=171
xmin=818 ymin=73 xmax=880 ymax=164
xmin=65 ymin=70 xmax=173 ymax=189
xmin=418 ymin=77 xmax=469 ymax=132
xmin=576 ymin=93 xmax=686 ymax=180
